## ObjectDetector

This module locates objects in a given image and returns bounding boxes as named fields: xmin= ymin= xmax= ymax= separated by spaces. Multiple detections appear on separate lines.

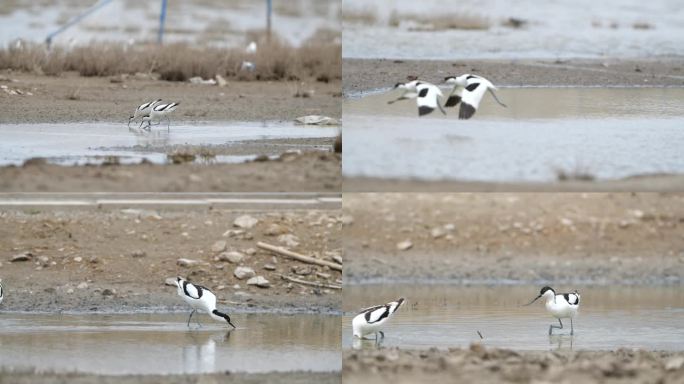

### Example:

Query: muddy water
xmin=0 ymin=122 xmax=339 ymax=166
xmin=0 ymin=313 xmax=340 ymax=374
xmin=342 ymin=285 xmax=684 ymax=351
xmin=343 ymin=87 xmax=684 ymax=182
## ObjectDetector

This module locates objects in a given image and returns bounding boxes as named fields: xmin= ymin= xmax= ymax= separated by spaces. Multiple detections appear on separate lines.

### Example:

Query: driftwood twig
xmin=277 ymin=274 xmax=341 ymax=290
xmin=257 ymin=241 xmax=342 ymax=271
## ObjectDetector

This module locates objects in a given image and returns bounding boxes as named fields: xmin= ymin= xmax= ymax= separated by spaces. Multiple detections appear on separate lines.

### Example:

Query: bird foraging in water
xmin=524 ymin=286 xmax=580 ymax=335
xmin=352 ymin=298 xmax=405 ymax=339
xmin=388 ymin=81 xmax=446 ymax=116
xmin=139 ymin=102 xmax=180 ymax=130
xmin=443 ymin=74 xmax=506 ymax=119
xmin=175 ymin=277 xmax=235 ymax=329
xmin=128 ymin=99 xmax=162 ymax=127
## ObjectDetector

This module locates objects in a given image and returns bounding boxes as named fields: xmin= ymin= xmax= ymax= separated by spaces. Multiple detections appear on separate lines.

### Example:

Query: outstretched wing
xmin=416 ymin=83 xmax=444 ymax=116
xmin=459 ymin=81 xmax=488 ymax=119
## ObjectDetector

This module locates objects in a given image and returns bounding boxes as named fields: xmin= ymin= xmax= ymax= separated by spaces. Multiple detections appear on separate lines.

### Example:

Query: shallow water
xmin=0 ymin=122 xmax=338 ymax=166
xmin=343 ymin=87 xmax=684 ymax=182
xmin=343 ymin=0 xmax=684 ymax=59
xmin=0 ymin=313 xmax=340 ymax=374
xmin=342 ymin=285 xmax=684 ymax=351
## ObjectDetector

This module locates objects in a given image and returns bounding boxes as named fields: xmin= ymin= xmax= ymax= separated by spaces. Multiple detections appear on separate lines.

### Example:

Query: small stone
xmin=165 ymin=277 xmax=178 ymax=286
xmin=77 ymin=282 xmax=88 ymax=289
xmin=74 ymin=256 xmax=83 ymax=262
xmin=38 ymin=256 xmax=50 ymax=264
xmin=218 ymin=251 xmax=245 ymax=264
xmin=430 ymin=227 xmax=446 ymax=239
xmin=131 ymin=250 xmax=146 ymax=258
xmin=264 ymin=264 xmax=276 ymax=271
xmin=340 ymin=215 xmax=354 ymax=225
xmin=665 ymin=356 xmax=684 ymax=371
xmin=233 ymin=215 xmax=259 ymax=229
xmin=67 ymin=288 xmax=74 ymax=294
xmin=10 ymin=252 xmax=32 ymax=262
xmin=619 ymin=220 xmax=631 ymax=228
xmin=102 ymin=289 xmax=114 ymax=296
xmin=316 ymin=272 xmax=331 ymax=279
xmin=278 ymin=234 xmax=300 ymax=247
xmin=396 ymin=240 xmax=413 ymax=251
xmin=234 ymin=266 xmax=256 ymax=280
xmin=332 ymin=255 xmax=343 ymax=265
xmin=215 ymin=74 xmax=228 ymax=87
xmin=560 ymin=218 xmax=574 ymax=226
xmin=264 ymin=223 xmax=289 ymax=236
xmin=211 ymin=240 xmax=227 ymax=253
xmin=292 ymin=265 xmax=312 ymax=275
xmin=247 ymin=276 xmax=270 ymax=288
xmin=177 ymin=258 xmax=200 ymax=267
xmin=244 ymin=248 xmax=257 ymax=256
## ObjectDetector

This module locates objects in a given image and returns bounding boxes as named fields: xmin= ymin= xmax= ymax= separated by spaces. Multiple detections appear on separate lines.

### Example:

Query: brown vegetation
xmin=0 ymin=31 xmax=340 ymax=83
xmin=389 ymin=11 xmax=490 ymax=30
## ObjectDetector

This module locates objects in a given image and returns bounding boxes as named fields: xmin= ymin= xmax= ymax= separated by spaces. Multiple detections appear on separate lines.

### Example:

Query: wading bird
xmin=0 ymin=279 xmax=4 ymax=305
xmin=524 ymin=286 xmax=580 ymax=335
xmin=139 ymin=102 xmax=180 ymax=130
xmin=128 ymin=99 xmax=162 ymax=127
xmin=388 ymin=81 xmax=446 ymax=116
xmin=175 ymin=277 xmax=236 ymax=329
xmin=352 ymin=298 xmax=405 ymax=339
xmin=443 ymin=74 xmax=506 ymax=119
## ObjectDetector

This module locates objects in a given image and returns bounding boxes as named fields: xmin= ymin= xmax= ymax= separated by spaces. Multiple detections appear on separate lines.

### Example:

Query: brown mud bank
xmin=0 ymin=205 xmax=341 ymax=313
xmin=343 ymin=57 xmax=684 ymax=97
xmin=0 ymin=152 xmax=341 ymax=192
xmin=343 ymin=345 xmax=684 ymax=384
xmin=343 ymin=193 xmax=684 ymax=284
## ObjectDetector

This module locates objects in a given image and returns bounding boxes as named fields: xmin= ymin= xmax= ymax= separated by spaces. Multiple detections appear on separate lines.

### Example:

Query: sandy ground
xmin=0 ymin=205 xmax=341 ymax=313
xmin=0 ymin=152 xmax=340 ymax=192
xmin=344 ymin=345 xmax=684 ymax=384
xmin=343 ymin=193 xmax=684 ymax=285
xmin=0 ymin=371 xmax=339 ymax=384
xmin=343 ymin=57 xmax=684 ymax=97
xmin=1 ymin=72 xmax=341 ymax=123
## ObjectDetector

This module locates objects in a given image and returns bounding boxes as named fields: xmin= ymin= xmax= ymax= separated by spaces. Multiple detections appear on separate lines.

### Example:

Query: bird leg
xmin=570 ymin=318 xmax=574 ymax=336
xmin=437 ymin=101 xmax=447 ymax=115
xmin=187 ymin=309 xmax=195 ymax=327
xmin=549 ymin=318 xmax=563 ymax=335
xmin=387 ymin=96 xmax=408 ymax=104
xmin=379 ymin=331 xmax=385 ymax=339
xmin=488 ymin=88 xmax=507 ymax=108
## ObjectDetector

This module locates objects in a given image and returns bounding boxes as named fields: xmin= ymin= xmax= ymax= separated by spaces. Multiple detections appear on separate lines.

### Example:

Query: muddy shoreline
xmin=343 ymin=193 xmax=684 ymax=285
xmin=343 ymin=346 xmax=684 ymax=384
xmin=343 ymin=57 xmax=684 ymax=97
xmin=0 ymin=206 xmax=341 ymax=313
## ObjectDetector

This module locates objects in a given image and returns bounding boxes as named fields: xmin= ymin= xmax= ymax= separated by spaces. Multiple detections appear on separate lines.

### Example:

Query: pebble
xmin=244 ymin=248 xmax=257 ymax=256
xmin=665 ymin=356 xmax=684 ymax=371
xmin=430 ymin=227 xmax=446 ymax=239
xmin=164 ymin=277 xmax=177 ymax=286
xmin=211 ymin=240 xmax=227 ymax=253
xmin=102 ymin=289 xmax=115 ymax=296
xmin=278 ymin=234 xmax=300 ymax=247
xmin=340 ymin=215 xmax=354 ymax=225
xmin=247 ymin=276 xmax=270 ymax=288
xmin=396 ymin=240 xmax=413 ymax=251
xmin=67 ymin=288 xmax=74 ymax=294
xmin=264 ymin=223 xmax=289 ymax=236
xmin=218 ymin=251 xmax=245 ymax=264
xmin=264 ymin=264 xmax=277 ymax=271
xmin=177 ymin=258 xmax=200 ymax=267
xmin=10 ymin=252 xmax=32 ymax=262
xmin=77 ymin=282 xmax=88 ymax=289
xmin=233 ymin=215 xmax=259 ymax=229
xmin=73 ymin=256 xmax=83 ymax=262
xmin=234 ymin=266 xmax=256 ymax=280
xmin=332 ymin=255 xmax=343 ymax=265
xmin=131 ymin=250 xmax=146 ymax=258
xmin=292 ymin=265 xmax=312 ymax=275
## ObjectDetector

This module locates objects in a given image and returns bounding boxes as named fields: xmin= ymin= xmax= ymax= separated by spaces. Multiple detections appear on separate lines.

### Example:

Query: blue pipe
xmin=45 ymin=0 xmax=114 ymax=47
xmin=158 ymin=0 xmax=168 ymax=44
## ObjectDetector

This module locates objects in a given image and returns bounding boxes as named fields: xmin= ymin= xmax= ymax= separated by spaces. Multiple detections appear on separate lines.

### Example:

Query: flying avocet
xmin=175 ymin=277 xmax=236 ymax=329
xmin=139 ymin=102 xmax=180 ymax=130
xmin=352 ymin=297 xmax=405 ymax=339
xmin=388 ymin=81 xmax=446 ymax=116
xmin=524 ymin=286 xmax=580 ymax=335
xmin=128 ymin=99 xmax=162 ymax=127
xmin=443 ymin=74 xmax=506 ymax=119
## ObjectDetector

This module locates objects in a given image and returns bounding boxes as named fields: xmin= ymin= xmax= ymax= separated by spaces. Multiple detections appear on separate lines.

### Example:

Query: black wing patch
xmin=182 ymin=281 xmax=204 ymax=299
xmin=459 ymin=103 xmax=476 ymax=119
xmin=444 ymin=95 xmax=461 ymax=107
xmin=466 ymin=82 xmax=480 ymax=92
xmin=418 ymin=88 xmax=429 ymax=98
xmin=466 ymin=75 xmax=478 ymax=80
xmin=364 ymin=307 xmax=390 ymax=324
xmin=418 ymin=106 xmax=434 ymax=116
xmin=563 ymin=293 xmax=580 ymax=305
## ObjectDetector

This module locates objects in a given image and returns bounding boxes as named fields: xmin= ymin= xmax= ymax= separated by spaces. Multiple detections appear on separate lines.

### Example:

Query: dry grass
xmin=0 ymin=33 xmax=340 ymax=83
xmin=389 ymin=11 xmax=490 ymax=30
xmin=342 ymin=7 xmax=378 ymax=25
xmin=555 ymin=165 xmax=596 ymax=182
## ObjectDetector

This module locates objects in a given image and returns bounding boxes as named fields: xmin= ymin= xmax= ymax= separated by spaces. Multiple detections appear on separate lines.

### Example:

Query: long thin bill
xmin=522 ymin=295 xmax=541 ymax=306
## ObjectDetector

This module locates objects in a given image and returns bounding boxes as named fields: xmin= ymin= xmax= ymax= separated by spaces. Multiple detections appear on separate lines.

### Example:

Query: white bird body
xmin=352 ymin=298 xmax=404 ymax=339
xmin=140 ymin=102 xmax=180 ymax=129
xmin=444 ymin=74 xmax=506 ymax=119
xmin=526 ymin=286 xmax=580 ymax=335
xmin=128 ymin=99 xmax=162 ymax=127
xmin=175 ymin=277 xmax=235 ymax=328
xmin=388 ymin=81 xmax=445 ymax=116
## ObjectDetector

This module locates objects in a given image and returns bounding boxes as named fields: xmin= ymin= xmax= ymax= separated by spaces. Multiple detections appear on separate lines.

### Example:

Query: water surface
xmin=0 ymin=313 xmax=340 ymax=374
xmin=343 ymin=285 xmax=684 ymax=351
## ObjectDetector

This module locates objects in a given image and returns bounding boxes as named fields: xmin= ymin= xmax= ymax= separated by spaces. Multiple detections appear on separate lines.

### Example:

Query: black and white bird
xmin=388 ymin=81 xmax=446 ymax=116
xmin=524 ymin=286 xmax=580 ymax=335
xmin=352 ymin=298 xmax=404 ymax=339
xmin=128 ymin=99 xmax=162 ymax=127
xmin=443 ymin=74 xmax=506 ymax=119
xmin=139 ymin=102 xmax=180 ymax=130
xmin=0 ymin=279 xmax=4 ymax=305
xmin=175 ymin=277 xmax=236 ymax=329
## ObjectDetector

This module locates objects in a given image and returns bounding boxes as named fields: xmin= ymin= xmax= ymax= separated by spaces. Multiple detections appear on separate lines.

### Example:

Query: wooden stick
xmin=277 ymin=274 xmax=341 ymax=290
xmin=257 ymin=242 xmax=342 ymax=271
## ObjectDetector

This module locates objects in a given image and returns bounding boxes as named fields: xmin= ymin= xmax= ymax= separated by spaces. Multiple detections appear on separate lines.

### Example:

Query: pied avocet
xmin=443 ymin=74 xmax=506 ymax=119
xmin=176 ymin=277 xmax=236 ymax=329
xmin=128 ymin=99 xmax=162 ymax=127
xmin=524 ymin=286 xmax=580 ymax=335
xmin=388 ymin=81 xmax=446 ymax=116
xmin=139 ymin=102 xmax=180 ymax=130
xmin=352 ymin=298 xmax=405 ymax=339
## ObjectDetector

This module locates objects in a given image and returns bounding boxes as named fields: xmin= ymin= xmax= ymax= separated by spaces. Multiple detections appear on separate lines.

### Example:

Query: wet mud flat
xmin=343 ymin=346 xmax=684 ymax=384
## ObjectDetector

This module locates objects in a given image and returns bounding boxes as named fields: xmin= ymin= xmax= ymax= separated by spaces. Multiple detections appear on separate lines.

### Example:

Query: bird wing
xmin=459 ymin=80 xmax=488 ymax=119
xmin=444 ymin=85 xmax=464 ymax=107
xmin=182 ymin=281 xmax=204 ymax=299
xmin=359 ymin=298 xmax=404 ymax=323
xmin=563 ymin=292 xmax=580 ymax=305
xmin=416 ymin=83 xmax=444 ymax=116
